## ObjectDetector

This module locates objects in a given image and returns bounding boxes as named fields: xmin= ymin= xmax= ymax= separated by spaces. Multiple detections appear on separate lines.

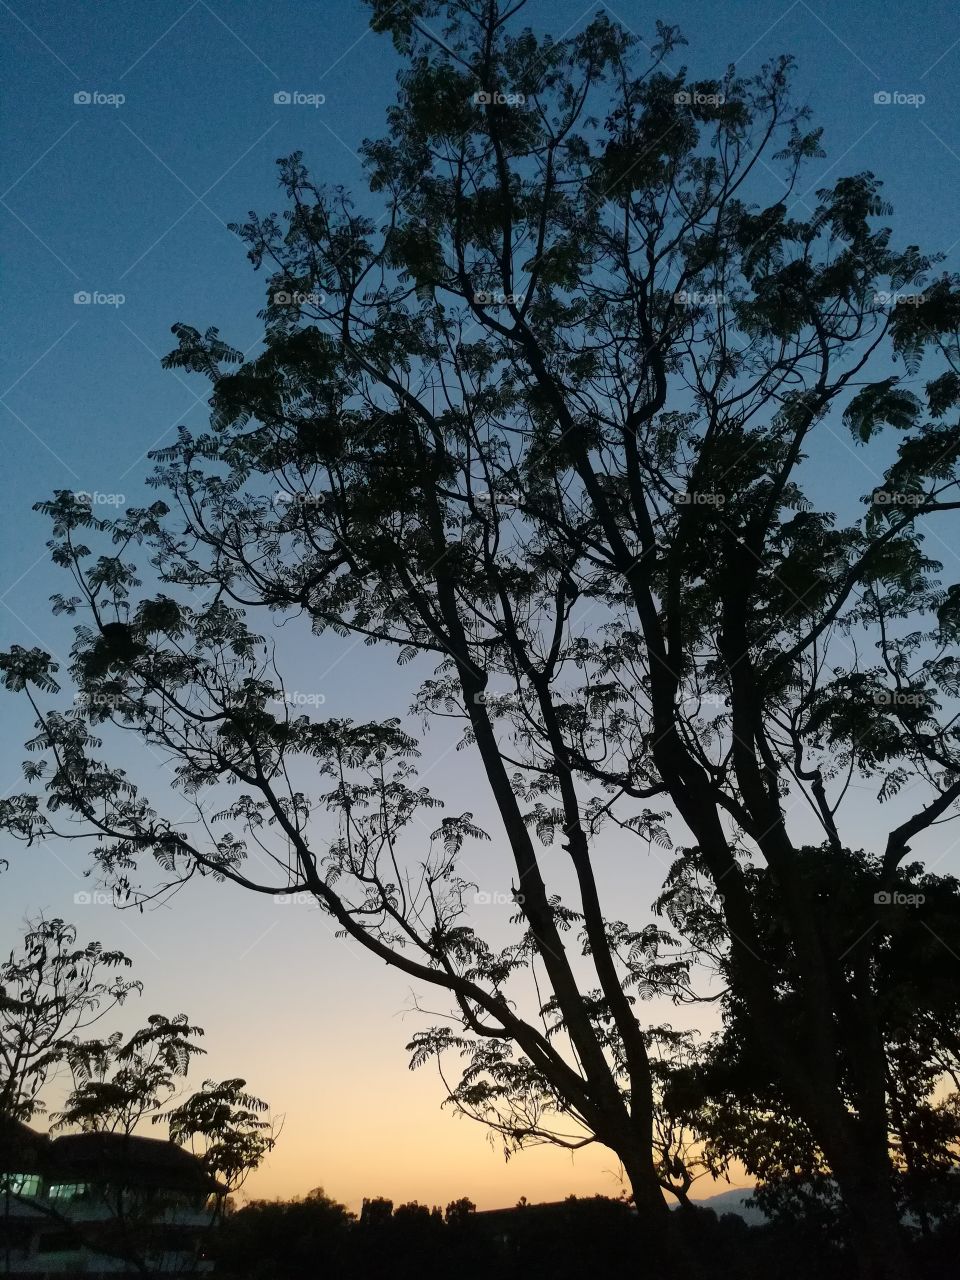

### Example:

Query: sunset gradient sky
xmin=2 ymin=0 xmax=960 ymax=1213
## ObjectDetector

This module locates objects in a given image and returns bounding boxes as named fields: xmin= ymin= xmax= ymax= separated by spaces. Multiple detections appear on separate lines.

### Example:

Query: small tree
xmin=444 ymin=1195 xmax=476 ymax=1224
xmin=53 ymin=1013 xmax=206 ymax=1134
xmin=1 ymin=919 xmax=273 ymax=1276
xmin=0 ymin=917 xmax=139 ymax=1121
xmin=648 ymin=1028 xmax=713 ymax=1209
xmin=214 ymin=1190 xmax=357 ymax=1280
xmin=166 ymin=1077 xmax=278 ymax=1197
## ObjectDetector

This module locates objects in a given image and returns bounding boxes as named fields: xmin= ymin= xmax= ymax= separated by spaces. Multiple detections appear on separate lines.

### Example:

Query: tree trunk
xmin=837 ymin=1176 xmax=911 ymax=1280
xmin=620 ymin=1150 xmax=705 ymax=1280
xmin=820 ymin=1135 xmax=911 ymax=1280
xmin=791 ymin=1004 xmax=912 ymax=1280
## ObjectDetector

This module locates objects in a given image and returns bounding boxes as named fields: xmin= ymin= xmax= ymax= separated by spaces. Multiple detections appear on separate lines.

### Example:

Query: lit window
xmin=47 ymin=1183 xmax=88 ymax=1201
xmin=1 ymin=1174 xmax=41 ymax=1196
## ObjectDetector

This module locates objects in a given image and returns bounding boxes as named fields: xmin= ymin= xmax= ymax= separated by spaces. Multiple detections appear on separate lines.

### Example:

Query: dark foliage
xmin=213 ymin=1188 xmax=958 ymax=1280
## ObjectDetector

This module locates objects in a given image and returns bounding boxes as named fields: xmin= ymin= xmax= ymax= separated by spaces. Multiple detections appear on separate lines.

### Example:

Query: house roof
xmin=1 ymin=1123 xmax=223 ymax=1193
xmin=473 ymin=1197 xmax=633 ymax=1229
xmin=0 ymin=1116 xmax=50 ymax=1172
xmin=48 ymin=1133 xmax=224 ymax=1193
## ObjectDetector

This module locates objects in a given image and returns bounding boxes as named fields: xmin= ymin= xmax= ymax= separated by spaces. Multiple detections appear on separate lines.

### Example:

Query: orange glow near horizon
xmin=238 ymin=1063 xmax=753 ymax=1214
xmin=3 ymin=855 xmax=751 ymax=1218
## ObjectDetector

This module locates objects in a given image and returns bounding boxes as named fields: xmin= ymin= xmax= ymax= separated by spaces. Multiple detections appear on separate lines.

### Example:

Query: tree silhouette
xmin=1 ymin=918 xmax=274 ymax=1275
xmin=166 ymin=1077 xmax=278 ymax=1197
xmin=663 ymin=849 xmax=960 ymax=1232
xmin=214 ymin=1190 xmax=357 ymax=1280
xmin=2 ymin=1 xmax=960 ymax=1275
xmin=0 ymin=917 xmax=139 ymax=1121
xmin=54 ymin=1014 xmax=206 ymax=1135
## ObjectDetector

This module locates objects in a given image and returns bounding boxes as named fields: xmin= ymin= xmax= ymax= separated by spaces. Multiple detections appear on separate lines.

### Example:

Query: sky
xmin=2 ymin=0 xmax=960 ymax=1214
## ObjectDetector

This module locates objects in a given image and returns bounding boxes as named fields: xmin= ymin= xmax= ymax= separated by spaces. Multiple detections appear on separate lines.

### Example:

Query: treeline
xmin=213 ymin=1186 xmax=960 ymax=1280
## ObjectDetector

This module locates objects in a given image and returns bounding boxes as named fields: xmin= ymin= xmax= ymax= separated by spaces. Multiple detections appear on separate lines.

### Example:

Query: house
xmin=472 ymin=1195 xmax=635 ymax=1258
xmin=0 ymin=1117 xmax=224 ymax=1277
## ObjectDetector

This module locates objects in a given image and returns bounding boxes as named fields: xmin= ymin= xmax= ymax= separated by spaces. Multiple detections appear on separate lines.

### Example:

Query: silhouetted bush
xmin=213 ymin=1187 xmax=956 ymax=1280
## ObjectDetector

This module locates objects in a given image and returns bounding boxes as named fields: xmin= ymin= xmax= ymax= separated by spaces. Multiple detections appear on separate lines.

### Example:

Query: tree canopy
xmin=2 ymin=2 xmax=960 ymax=1276
xmin=0 ymin=916 xmax=276 ymax=1195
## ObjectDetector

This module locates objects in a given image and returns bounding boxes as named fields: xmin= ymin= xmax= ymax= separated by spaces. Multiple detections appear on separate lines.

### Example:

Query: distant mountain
xmin=684 ymin=1187 xmax=766 ymax=1225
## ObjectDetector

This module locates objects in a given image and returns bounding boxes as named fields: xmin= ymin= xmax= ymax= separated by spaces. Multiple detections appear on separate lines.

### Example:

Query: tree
xmin=648 ymin=1027 xmax=714 ymax=1209
xmin=358 ymin=1196 xmax=394 ymax=1229
xmin=166 ymin=1077 xmax=278 ymax=1196
xmin=2 ymin=0 xmax=960 ymax=1275
xmin=1 ymin=918 xmax=273 ymax=1275
xmin=444 ymin=1195 xmax=476 ymax=1224
xmin=0 ymin=917 xmax=139 ymax=1121
xmin=53 ymin=1012 xmax=206 ymax=1134
xmin=662 ymin=849 xmax=960 ymax=1232
xmin=214 ymin=1190 xmax=357 ymax=1280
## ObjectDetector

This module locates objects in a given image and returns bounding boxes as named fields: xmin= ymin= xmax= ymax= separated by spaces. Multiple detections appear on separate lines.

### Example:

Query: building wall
xmin=2 ymin=1183 xmax=217 ymax=1275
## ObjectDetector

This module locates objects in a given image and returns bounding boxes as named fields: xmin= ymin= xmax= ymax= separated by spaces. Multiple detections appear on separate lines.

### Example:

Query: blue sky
xmin=2 ymin=0 xmax=960 ymax=1209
